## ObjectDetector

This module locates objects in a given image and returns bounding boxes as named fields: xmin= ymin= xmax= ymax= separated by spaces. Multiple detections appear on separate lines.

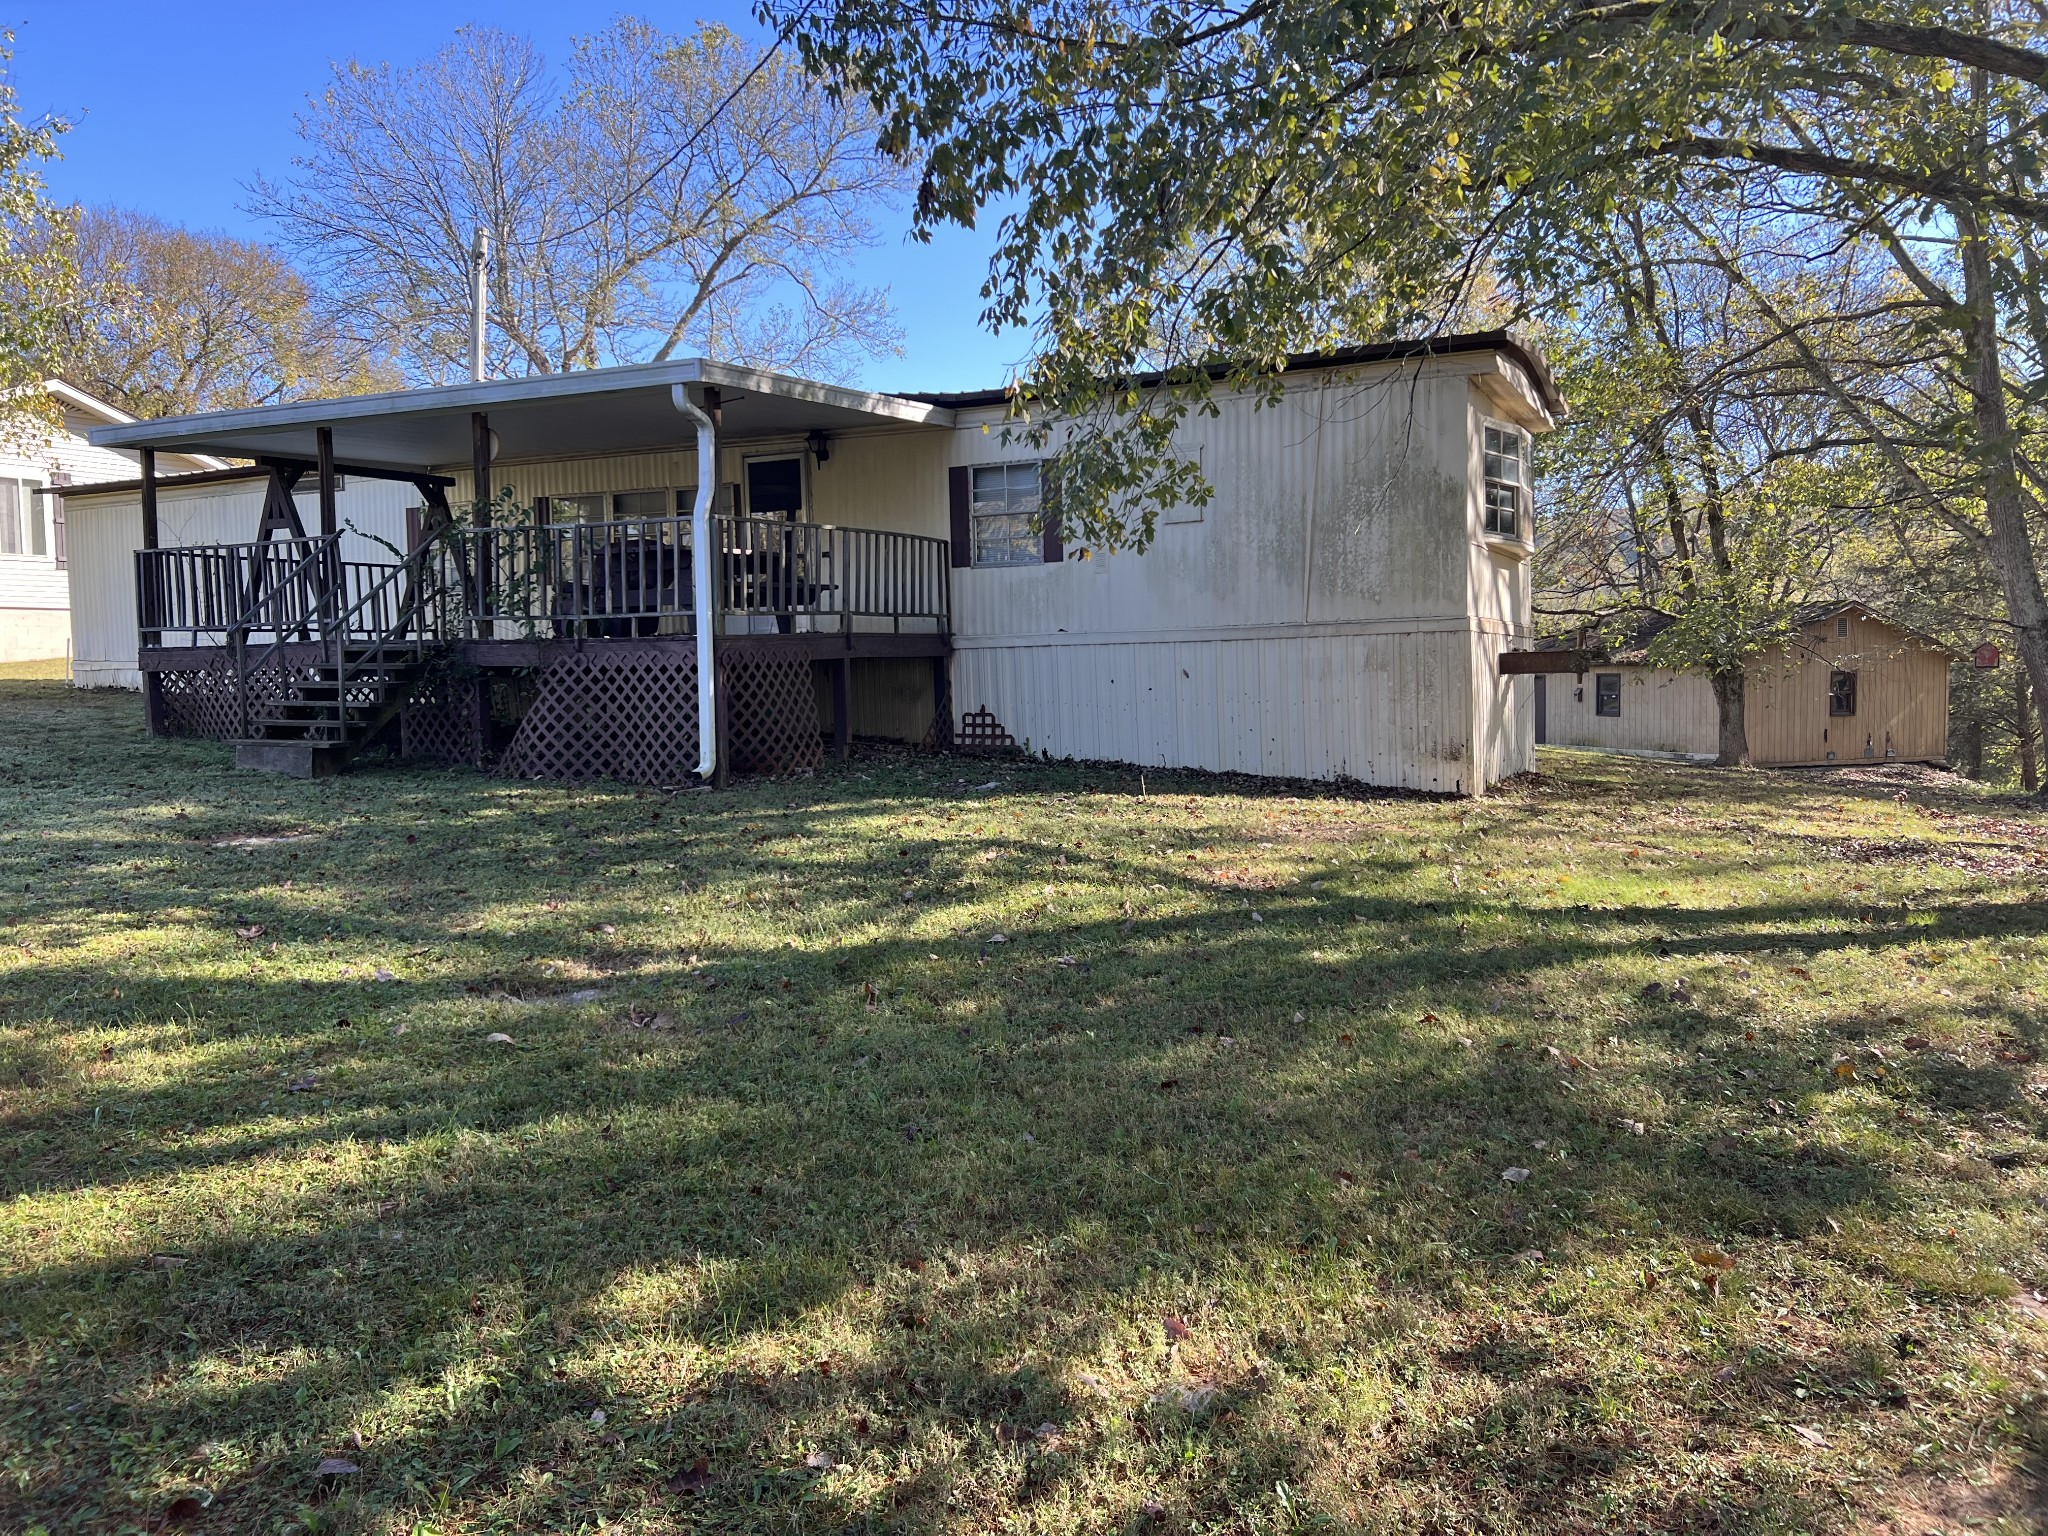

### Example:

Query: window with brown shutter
xmin=948 ymin=466 xmax=971 ymax=568
xmin=1038 ymin=460 xmax=1063 ymax=563
xmin=1829 ymin=671 xmax=1857 ymax=716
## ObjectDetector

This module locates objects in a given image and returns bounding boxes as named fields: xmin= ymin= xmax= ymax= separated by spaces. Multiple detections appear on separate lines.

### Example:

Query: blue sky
xmin=12 ymin=1 xmax=1028 ymax=393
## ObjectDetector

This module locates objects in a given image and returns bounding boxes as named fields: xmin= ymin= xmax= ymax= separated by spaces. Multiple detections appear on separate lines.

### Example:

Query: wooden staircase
xmin=221 ymin=536 xmax=449 ymax=777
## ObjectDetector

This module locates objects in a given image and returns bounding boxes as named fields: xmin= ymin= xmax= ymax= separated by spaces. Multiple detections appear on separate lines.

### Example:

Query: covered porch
xmin=93 ymin=361 xmax=961 ymax=782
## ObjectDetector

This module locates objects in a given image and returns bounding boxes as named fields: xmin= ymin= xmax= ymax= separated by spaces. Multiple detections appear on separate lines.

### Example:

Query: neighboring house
xmin=0 ymin=380 xmax=220 ymax=666
xmin=1534 ymin=602 xmax=1953 ymax=766
xmin=66 ymin=332 xmax=1562 ymax=793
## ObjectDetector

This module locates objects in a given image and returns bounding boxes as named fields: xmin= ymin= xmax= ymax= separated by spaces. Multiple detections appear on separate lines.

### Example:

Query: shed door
xmin=1534 ymin=674 xmax=1547 ymax=744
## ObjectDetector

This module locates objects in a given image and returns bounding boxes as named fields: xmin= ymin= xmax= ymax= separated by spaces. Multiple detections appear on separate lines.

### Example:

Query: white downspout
xmin=672 ymin=384 xmax=719 ymax=780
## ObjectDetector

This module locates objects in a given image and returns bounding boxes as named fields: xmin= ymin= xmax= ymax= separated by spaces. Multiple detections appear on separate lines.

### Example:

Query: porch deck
xmin=134 ymin=512 xmax=953 ymax=780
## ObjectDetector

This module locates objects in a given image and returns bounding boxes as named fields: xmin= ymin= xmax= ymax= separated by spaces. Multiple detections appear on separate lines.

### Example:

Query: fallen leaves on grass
xmin=1163 ymin=1314 xmax=1193 ymax=1342
xmin=667 ymin=1457 xmax=714 ymax=1494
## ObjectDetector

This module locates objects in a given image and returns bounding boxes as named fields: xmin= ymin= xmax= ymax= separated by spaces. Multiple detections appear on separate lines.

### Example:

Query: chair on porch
xmin=552 ymin=532 xmax=686 ymax=638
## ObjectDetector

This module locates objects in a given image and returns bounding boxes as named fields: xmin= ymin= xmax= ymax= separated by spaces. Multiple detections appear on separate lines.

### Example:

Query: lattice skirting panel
xmin=154 ymin=660 xmax=312 ymax=741
xmin=951 ymin=705 xmax=1019 ymax=754
xmin=400 ymin=676 xmax=488 ymax=768
xmin=497 ymin=645 xmax=703 ymax=784
xmin=721 ymin=646 xmax=823 ymax=776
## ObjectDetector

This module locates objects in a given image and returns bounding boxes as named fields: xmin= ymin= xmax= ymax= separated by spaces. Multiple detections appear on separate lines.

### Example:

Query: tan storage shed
xmin=1536 ymin=603 xmax=1953 ymax=767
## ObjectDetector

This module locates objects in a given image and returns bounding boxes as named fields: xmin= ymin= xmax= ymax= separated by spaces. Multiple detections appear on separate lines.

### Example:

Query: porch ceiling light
xmin=805 ymin=429 xmax=831 ymax=464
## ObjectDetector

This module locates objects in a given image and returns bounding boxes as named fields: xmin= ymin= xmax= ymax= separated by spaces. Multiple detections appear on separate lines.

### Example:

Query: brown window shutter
xmin=1039 ymin=461 xmax=1063 ymax=563
xmin=535 ymin=495 xmax=552 ymax=526
xmin=948 ymin=466 xmax=972 ymax=568
xmin=405 ymin=505 xmax=423 ymax=552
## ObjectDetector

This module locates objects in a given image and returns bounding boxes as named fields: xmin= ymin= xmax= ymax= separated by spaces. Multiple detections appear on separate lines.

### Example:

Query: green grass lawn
xmin=2 ymin=678 xmax=2045 ymax=1535
xmin=0 ymin=658 xmax=68 ymax=681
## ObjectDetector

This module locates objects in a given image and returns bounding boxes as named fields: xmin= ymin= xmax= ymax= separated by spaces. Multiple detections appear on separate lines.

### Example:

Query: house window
xmin=971 ymin=462 xmax=1043 ymax=567
xmin=552 ymin=493 xmax=608 ymax=523
xmin=1595 ymin=672 xmax=1622 ymax=717
xmin=1482 ymin=424 xmax=1530 ymax=538
xmin=1829 ymin=670 xmax=1858 ymax=716
xmin=612 ymin=489 xmax=673 ymax=520
xmin=1836 ymin=615 xmax=1850 ymax=638
xmin=0 ymin=477 xmax=44 ymax=556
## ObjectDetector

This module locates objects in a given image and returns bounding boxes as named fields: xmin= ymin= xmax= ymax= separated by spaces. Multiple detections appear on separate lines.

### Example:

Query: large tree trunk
xmin=2019 ymin=671 xmax=2040 ymax=793
xmin=1958 ymin=214 xmax=2048 ymax=758
xmin=1710 ymin=669 xmax=1751 ymax=767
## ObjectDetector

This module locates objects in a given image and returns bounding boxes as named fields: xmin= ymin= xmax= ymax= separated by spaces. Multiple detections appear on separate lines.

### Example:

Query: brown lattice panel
xmin=401 ymin=676 xmax=487 ymax=768
xmin=155 ymin=660 xmax=239 ymax=740
xmin=954 ymin=706 xmax=1018 ymax=753
xmin=155 ymin=660 xmax=309 ymax=741
xmin=497 ymin=645 xmax=703 ymax=784
xmin=720 ymin=646 xmax=823 ymax=776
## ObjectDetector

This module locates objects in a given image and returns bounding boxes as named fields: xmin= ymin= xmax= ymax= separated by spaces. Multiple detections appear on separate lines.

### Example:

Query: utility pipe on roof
xmin=672 ymin=385 xmax=719 ymax=781
xmin=469 ymin=228 xmax=489 ymax=383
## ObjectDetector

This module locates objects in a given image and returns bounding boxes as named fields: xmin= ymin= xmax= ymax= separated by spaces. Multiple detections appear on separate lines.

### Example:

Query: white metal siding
xmin=1544 ymin=666 xmax=1722 ymax=758
xmin=60 ymin=352 xmax=1546 ymax=792
xmin=64 ymin=478 xmax=414 ymax=689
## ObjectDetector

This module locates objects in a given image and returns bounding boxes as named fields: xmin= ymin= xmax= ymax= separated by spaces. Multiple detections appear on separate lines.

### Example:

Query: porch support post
xmin=316 ymin=427 xmax=338 ymax=536
xmin=142 ymin=668 xmax=166 ymax=737
xmin=711 ymin=668 xmax=732 ymax=787
xmin=930 ymin=653 xmax=953 ymax=749
xmin=139 ymin=448 xmax=159 ymax=551
xmin=139 ymin=448 xmax=161 ymax=652
xmin=315 ymin=427 xmax=340 ymax=656
xmin=471 ymin=411 xmax=493 ymax=637
xmin=833 ymin=657 xmax=852 ymax=761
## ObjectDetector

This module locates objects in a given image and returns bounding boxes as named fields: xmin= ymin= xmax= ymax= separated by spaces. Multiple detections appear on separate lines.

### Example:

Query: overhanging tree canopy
xmin=777 ymin=0 xmax=2048 ymax=743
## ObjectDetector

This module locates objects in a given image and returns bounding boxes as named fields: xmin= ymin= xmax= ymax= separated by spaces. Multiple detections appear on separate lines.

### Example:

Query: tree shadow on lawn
xmin=6 ymin=877 xmax=2034 ymax=1204
xmin=1 ymin=1014 xmax=1897 ymax=1534
xmin=3 ymin=909 xmax=1972 ymax=1534
xmin=3 ymin=719 xmax=2043 ymax=1530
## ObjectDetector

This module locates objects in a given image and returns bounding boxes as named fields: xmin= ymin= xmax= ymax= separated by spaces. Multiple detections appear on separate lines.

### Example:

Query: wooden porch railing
xmin=447 ymin=513 xmax=951 ymax=638
xmin=137 ymin=514 xmax=952 ymax=651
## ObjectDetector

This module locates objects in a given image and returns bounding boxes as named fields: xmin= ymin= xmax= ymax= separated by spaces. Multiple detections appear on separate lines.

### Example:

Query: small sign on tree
xmin=1974 ymin=642 xmax=2001 ymax=669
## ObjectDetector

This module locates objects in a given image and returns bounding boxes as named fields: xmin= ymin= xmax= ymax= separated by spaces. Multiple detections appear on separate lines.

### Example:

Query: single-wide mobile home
xmin=0 ymin=380 xmax=219 ymax=665
xmin=65 ymin=332 xmax=1561 ymax=792
xmin=1534 ymin=603 xmax=1953 ymax=766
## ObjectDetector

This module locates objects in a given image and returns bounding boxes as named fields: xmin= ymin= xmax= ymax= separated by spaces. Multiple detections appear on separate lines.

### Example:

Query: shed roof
xmin=1539 ymin=601 xmax=1958 ymax=664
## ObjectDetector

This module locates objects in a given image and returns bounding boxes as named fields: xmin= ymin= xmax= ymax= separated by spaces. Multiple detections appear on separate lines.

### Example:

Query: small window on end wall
xmin=1595 ymin=673 xmax=1622 ymax=717
xmin=1483 ymin=424 xmax=1530 ymax=538
xmin=1829 ymin=670 xmax=1858 ymax=716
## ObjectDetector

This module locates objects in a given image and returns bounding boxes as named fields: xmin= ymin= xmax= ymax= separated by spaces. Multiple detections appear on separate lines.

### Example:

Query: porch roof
xmin=85 ymin=359 xmax=956 ymax=473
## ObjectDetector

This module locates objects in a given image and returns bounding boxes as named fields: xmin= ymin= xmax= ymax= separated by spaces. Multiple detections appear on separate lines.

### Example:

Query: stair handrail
xmin=321 ymin=527 xmax=459 ymax=727
xmin=229 ymin=537 xmax=342 ymax=741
